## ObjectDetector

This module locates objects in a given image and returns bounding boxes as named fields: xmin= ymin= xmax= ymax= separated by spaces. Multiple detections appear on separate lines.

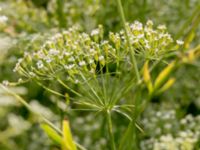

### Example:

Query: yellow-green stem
xmin=116 ymin=0 xmax=140 ymax=82
xmin=0 ymin=84 xmax=86 ymax=150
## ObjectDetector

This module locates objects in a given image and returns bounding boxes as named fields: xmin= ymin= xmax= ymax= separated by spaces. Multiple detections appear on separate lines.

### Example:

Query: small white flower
xmin=132 ymin=39 xmax=139 ymax=44
xmin=13 ymin=59 xmax=23 ymax=72
xmin=45 ymin=40 xmax=53 ymax=45
xmin=35 ymin=50 xmax=45 ymax=58
xmin=29 ymin=72 xmax=36 ymax=77
xmin=0 ymin=15 xmax=8 ymax=23
xmin=45 ymin=57 xmax=52 ymax=63
xmin=72 ymin=45 xmax=77 ymax=49
xmin=91 ymin=29 xmax=99 ymax=36
xmin=17 ymin=58 xmax=23 ymax=63
xmin=162 ymin=41 xmax=167 ymax=46
xmin=157 ymin=25 xmax=166 ymax=30
xmin=130 ymin=21 xmax=143 ymax=31
xmin=89 ymin=48 xmax=95 ymax=53
xmin=137 ymin=34 xmax=144 ymax=39
xmin=144 ymin=27 xmax=153 ymax=33
xmin=156 ymin=111 xmax=162 ymax=117
xmin=164 ymin=123 xmax=172 ymax=129
xmin=13 ymin=67 xmax=18 ymax=72
xmin=79 ymin=61 xmax=86 ymax=66
xmin=82 ymin=33 xmax=89 ymax=38
xmin=58 ymin=55 xmax=63 ymax=59
xmin=99 ymin=56 xmax=104 ymax=61
xmin=147 ymin=20 xmax=153 ymax=26
xmin=179 ymin=131 xmax=187 ymax=138
xmin=145 ymin=44 xmax=151 ymax=49
xmin=64 ymin=64 xmax=75 ymax=70
xmin=63 ymin=52 xmax=71 ymax=56
xmin=63 ymin=30 xmax=69 ymax=35
xmin=159 ymin=33 xmax=165 ymax=39
xmin=2 ymin=80 xmax=9 ymax=86
xmin=89 ymin=69 xmax=95 ymax=74
xmin=144 ymin=39 xmax=149 ymax=44
xmin=89 ymin=59 xmax=94 ymax=64
xmin=155 ymin=48 xmax=159 ymax=53
xmin=75 ymin=79 xmax=79 ymax=84
xmin=18 ymin=78 xmax=23 ymax=83
xmin=154 ymin=37 xmax=159 ymax=41
xmin=89 ymin=48 xmax=97 ymax=55
xmin=49 ymin=49 xmax=59 ymax=55
xmin=52 ymin=33 xmax=62 ymax=40
xmin=36 ymin=60 xmax=44 ymax=69
xmin=102 ymin=40 xmax=108 ymax=45
xmin=176 ymin=40 xmax=184 ymax=45
xmin=69 ymin=56 xmax=75 ymax=62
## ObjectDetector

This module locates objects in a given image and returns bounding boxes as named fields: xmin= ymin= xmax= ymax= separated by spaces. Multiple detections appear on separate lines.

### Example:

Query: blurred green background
xmin=0 ymin=0 xmax=200 ymax=149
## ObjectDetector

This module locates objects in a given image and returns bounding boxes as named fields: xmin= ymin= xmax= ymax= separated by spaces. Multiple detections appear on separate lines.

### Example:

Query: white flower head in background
xmin=0 ymin=15 xmax=8 ymax=24
xmin=176 ymin=40 xmax=184 ymax=45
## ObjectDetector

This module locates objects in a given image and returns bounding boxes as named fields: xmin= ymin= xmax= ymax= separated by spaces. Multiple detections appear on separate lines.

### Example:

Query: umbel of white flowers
xmin=14 ymin=20 xmax=183 ymax=84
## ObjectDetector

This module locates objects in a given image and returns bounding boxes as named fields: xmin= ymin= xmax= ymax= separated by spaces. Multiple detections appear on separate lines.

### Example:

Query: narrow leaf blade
xmin=62 ymin=120 xmax=77 ymax=150
xmin=41 ymin=124 xmax=63 ymax=145
xmin=143 ymin=61 xmax=153 ymax=94
xmin=154 ymin=62 xmax=175 ymax=90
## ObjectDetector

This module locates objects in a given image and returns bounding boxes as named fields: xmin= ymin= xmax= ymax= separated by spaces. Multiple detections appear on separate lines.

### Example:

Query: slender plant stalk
xmin=0 ymin=84 xmax=61 ymax=133
xmin=106 ymin=110 xmax=116 ymax=150
xmin=116 ymin=0 xmax=140 ymax=82
xmin=0 ymin=84 xmax=86 ymax=150
xmin=57 ymin=78 xmax=83 ymax=97
xmin=36 ymin=81 xmax=66 ymax=97
xmin=116 ymin=1 xmax=140 ymax=149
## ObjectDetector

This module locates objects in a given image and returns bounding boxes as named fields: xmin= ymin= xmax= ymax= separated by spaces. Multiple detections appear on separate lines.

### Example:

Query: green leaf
xmin=184 ymin=31 xmax=195 ymax=49
xmin=41 ymin=124 xmax=63 ymax=145
xmin=154 ymin=62 xmax=175 ymax=90
xmin=158 ymin=78 xmax=176 ymax=94
xmin=62 ymin=120 xmax=77 ymax=150
xmin=143 ymin=61 xmax=153 ymax=94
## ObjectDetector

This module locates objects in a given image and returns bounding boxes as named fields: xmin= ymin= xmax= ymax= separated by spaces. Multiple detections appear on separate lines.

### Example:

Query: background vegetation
xmin=0 ymin=0 xmax=200 ymax=150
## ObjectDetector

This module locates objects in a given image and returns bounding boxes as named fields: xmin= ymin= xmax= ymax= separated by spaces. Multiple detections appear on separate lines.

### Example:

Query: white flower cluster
xmin=14 ymin=21 xmax=181 ymax=84
xmin=117 ymin=20 xmax=181 ymax=59
xmin=14 ymin=26 xmax=112 ymax=84
xmin=152 ymin=132 xmax=198 ymax=150
xmin=0 ymin=7 xmax=8 ymax=25
xmin=140 ymin=107 xmax=200 ymax=150
xmin=0 ymin=15 xmax=8 ymax=24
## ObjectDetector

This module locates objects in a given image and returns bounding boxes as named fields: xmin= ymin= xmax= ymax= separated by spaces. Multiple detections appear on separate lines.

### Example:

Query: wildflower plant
xmin=11 ymin=18 xmax=187 ymax=148
xmin=2 ymin=0 xmax=200 ymax=149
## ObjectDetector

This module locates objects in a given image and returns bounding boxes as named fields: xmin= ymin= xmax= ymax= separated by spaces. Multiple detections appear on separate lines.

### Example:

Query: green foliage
xmin=0 ymin=0 xmax=200 ymax=150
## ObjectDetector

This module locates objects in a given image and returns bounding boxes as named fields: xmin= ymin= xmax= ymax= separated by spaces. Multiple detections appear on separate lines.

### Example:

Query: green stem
xmin=106 ymin=110 xmax=116 ymax=150
xmin=0 ymin=84 xmax=61 ymax=134
xmin=116 ymin=0 xmax=140 ymax=82
xmin=0 ymin=84 xmax=86 ymax=150
xmin=36 ymin=81 xmax=65 ymax=98
xmin=79 ymin=73 xmax=104 ymax=106
xmin=57 ymin=78 xmax=82 ymax=97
